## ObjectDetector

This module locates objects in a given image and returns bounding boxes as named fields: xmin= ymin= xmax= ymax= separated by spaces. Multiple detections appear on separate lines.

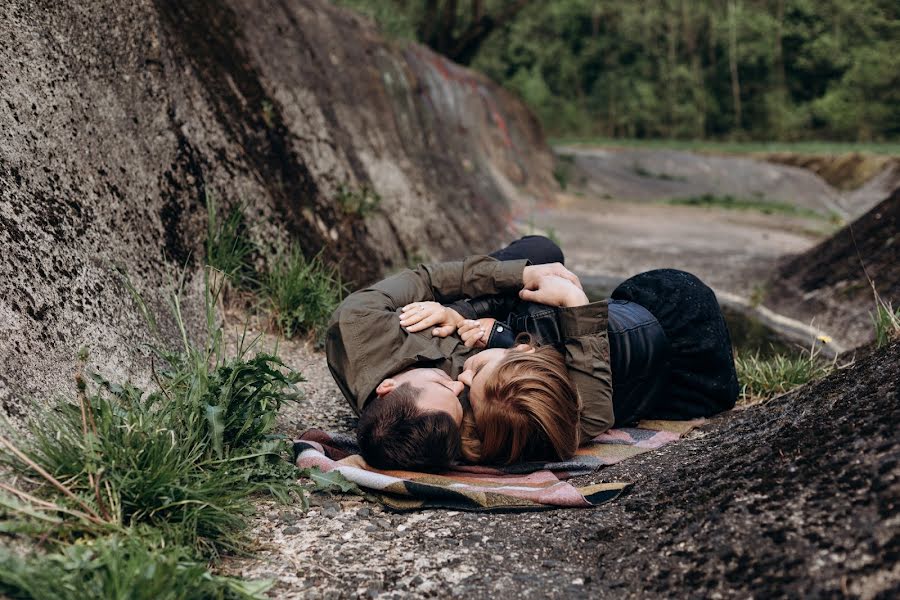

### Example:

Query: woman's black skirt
xmin=611 ymin=269 xmax=739 ymax=419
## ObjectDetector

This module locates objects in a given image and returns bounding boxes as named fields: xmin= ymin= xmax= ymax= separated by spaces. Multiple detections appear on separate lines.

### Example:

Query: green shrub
xmin=205 ymin=192 xmax=256 ymax=286
xmin=264 ymin=245 xmax=344 ymax=339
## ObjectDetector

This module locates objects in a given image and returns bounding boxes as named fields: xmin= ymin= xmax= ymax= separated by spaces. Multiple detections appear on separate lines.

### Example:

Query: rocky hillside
xmin=0 ymin=0 xmax=554 ymax=414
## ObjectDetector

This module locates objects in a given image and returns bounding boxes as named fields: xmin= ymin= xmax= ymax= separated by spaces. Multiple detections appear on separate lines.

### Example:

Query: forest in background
xmin=336 ymin=0 xmax=899 ymax=142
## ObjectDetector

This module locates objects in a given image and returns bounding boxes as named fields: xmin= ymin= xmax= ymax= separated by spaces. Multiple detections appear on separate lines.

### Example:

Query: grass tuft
xmin=666 ymin=194 xmax=824 ymax=219
xmin=263 ymin=245 xmax=345 ymax=340
xmin=206 ymin=192 xmax=256 ymax=287
xmin=871 ymin=297 xmax=900 ymax=348
xmin=0 ymin=278 xmax=305 ymax=597
xmin=734 ymin=345 xmax=835 ymax=404
xmin=336 ymin=183 xmax=381 ymax=217
xmin=0 ymin=532 xmax=270 ymax=600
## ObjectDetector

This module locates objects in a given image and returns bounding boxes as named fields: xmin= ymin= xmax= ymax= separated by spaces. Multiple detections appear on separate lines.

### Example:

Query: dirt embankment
xmin=766 ymin=188 xmax=899 ymax=348
xmin=761 ymin=152 xmax=899 ymax=191
xmin=0 ymin=0 xmax=554 ymax=414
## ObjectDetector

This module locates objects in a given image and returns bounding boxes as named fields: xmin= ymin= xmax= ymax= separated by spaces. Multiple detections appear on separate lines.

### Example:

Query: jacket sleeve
xmin=556 ymin=301 xmax=615 ymax=441
xmin=325 ymin=256 xmax=528 ymax=414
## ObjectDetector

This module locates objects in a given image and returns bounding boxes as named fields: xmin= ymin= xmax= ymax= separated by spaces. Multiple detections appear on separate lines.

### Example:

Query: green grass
xmin=734 ymin=347 xmax=835 ymax=404
xmin=665 ymin=194 xmax=825 ymax=220
xmin=336 ymin=183 xmax=381 ymax=217
xmin=630 ymin=163 xmax=687 ymax=181
xmin=0 ymin=533 xmax=270 ymax=600
xmin=263 ymin=245 xmax=345 ymax=339
xmin=872 ymin=297 xmax=900 ymax=349
xmin=551 ymin=137 xmax=900 ymax=156
xmin=205 ymin=192 xmax=256 ymax=287
xmin=0 ymin=278 xmax=304 ymax=598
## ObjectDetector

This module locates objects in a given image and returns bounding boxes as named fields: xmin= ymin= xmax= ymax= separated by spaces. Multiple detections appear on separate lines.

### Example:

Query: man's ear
xmin=376 ymin=379 xmax=398 ymax=398
xmin=514 ymin=343 xmax=536 ymax=354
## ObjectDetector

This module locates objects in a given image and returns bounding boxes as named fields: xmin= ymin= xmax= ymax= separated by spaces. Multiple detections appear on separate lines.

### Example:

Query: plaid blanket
xmin=294 ymin=419 xmax=701 ymax=512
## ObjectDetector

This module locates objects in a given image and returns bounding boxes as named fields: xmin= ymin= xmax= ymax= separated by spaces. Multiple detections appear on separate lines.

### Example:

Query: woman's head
xmin=457 ymin=344 xmax=580 ymax=464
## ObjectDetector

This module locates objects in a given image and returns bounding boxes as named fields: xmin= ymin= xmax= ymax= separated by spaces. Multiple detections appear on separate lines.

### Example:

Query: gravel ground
xmin=223 ymin=327 xmax=899 ymax=599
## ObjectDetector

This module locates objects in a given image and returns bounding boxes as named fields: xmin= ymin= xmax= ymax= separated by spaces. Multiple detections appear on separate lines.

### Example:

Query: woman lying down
xmin=325 ymin=236 xmax=739 ymax=470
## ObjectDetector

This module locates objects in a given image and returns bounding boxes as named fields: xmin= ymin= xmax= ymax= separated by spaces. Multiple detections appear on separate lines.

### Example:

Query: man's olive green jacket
xmin=325 ymin=255 xmax=615 ymax=442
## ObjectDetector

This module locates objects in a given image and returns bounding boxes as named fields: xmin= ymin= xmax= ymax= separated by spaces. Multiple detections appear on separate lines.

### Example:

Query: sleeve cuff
xmin=558 ymin=300 xmax=609 ymax=338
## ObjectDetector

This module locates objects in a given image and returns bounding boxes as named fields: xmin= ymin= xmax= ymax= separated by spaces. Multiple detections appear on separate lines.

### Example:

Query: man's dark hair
xmin=357 ymin=383 xmax=461 ymax=471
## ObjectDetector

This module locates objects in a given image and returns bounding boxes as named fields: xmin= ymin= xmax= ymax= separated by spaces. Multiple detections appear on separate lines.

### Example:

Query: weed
xmin=749 ymin=284 xmax=767 ymax=308
xmin=871 ymin=298 xmax=900 ymax=348
xmin=0 ymin=532 xmax=270 ymax=600
xmin=336 ymin=183 xmax=381 ymax=217
xmin=205 ymin=192 xmax=256 ymax=287
xmin=734 ymin=344 xmax=834 ymax=404
xmin=666 ymin=194 xmax=823 ymax=219
xmin=630 ymin=163 xmax=686 ymax=181
xmin=263 ymin=245 xmax=344 ymax=339
xmin=0 ymin=278 xmax=304 ymax=597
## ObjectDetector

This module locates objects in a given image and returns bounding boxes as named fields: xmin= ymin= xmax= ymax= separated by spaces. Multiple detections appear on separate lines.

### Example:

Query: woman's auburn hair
xmin=460 ymin=345 xmax=581 ymax=465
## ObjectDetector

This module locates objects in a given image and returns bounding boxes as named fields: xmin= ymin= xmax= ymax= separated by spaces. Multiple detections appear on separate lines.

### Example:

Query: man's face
xmin=376 ymin=367 xmax=465 ymax=425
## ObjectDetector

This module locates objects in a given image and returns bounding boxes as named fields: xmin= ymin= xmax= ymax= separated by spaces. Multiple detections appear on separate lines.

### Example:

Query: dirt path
xmin=529 ymin=195 xmax=824 ymax=296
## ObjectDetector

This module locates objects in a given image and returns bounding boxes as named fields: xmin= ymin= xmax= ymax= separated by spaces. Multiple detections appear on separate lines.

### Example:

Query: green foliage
xmin=734 ymin=346 xmax=834 ymax=404
xmin=333 ymin=0 xmax=416 ymax=40
xmin=871 ymin=298 xmax=900 ymax=349
xmin=552 ymin=154 xmax=575 ymax=190
xmin=630 ymin=163 xmax=686 ymax=182
xmin=666 ymin=194 xmax=823 ymax=219
xmin=341 ymin=0 xmax=900 ymax=142
xmin=336 ymin=183 xmax=382 ymax=217
xmin=205 ymin=192 xmax=256 ymax=287
xmin=0 ymin=282 xmax=305 ymax=598
xmin=553 ymin=138 xmax=900 ymax=156
xmin=264 ymin=245 xmax=345 ymax=339
xmin=0 ymin=534 xmax=270 ymax=600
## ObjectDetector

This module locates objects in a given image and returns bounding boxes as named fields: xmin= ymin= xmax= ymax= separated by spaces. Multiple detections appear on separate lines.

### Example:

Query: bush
xmin=263 ymin=245 xmax=344 ymax=339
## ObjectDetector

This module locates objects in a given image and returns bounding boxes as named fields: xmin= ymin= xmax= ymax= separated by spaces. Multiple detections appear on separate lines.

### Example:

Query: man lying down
xmin=325 ymin=236 xmax=738 ymax=470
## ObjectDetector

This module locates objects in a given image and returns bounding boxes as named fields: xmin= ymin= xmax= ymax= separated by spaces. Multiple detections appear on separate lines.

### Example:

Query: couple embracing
xmin=326 ymin=236 xmax=738 ymax=470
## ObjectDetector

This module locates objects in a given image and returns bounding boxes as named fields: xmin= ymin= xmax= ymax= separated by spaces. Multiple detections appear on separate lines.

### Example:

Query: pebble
xmin=283 ymin=526 xmax=301 ymax=535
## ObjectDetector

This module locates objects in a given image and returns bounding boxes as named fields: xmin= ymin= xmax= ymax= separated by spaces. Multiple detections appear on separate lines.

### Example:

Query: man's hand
xmin=519 ymin=275 xmax=589 ymax=307
xmin=457 ymin=318 xmax=496 ymax=348
xmin=522 ymin=263 xmax=582 ymax=291
xmin=400 ymin=302 xmax=464 ymax=337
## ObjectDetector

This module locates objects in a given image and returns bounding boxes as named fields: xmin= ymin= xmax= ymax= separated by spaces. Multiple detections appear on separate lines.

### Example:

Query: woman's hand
xmin=458 ymin=318 xmax=496 ymax=348
xmin=400 ymin=302 xmax=464 ymax=337
xmin=518 ymin=275 xmax=589 ymax=307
